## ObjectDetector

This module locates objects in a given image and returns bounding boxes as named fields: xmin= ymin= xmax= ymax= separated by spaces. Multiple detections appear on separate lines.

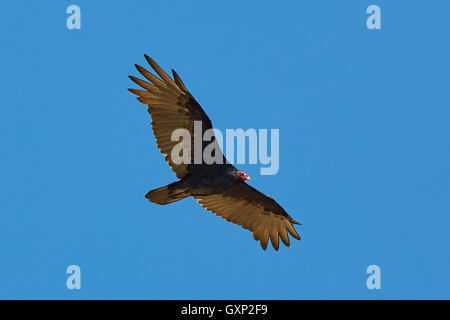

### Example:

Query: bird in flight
xmin=128 ymin=55 xmax=301 ymax=250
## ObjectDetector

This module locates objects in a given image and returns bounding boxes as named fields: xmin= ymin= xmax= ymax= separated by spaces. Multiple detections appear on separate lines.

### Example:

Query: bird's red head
xmin=237 ymin=170 xmax=251 ymax=182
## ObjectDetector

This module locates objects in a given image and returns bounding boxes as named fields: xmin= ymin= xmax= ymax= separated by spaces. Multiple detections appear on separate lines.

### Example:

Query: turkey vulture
xmin=128 ymin=55 xmax=301 ymax=250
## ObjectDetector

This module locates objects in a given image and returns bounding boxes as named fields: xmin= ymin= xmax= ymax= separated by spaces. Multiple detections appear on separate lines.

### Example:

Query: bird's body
xmin=146 ymin=164 xmax=237 ymax=204
xmin=129 ymin=55 xmax=301 ymax=250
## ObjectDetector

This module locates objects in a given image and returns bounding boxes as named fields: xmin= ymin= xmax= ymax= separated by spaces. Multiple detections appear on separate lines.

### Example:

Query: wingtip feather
xmin=172 ymin=69 xmax=188 ymax=92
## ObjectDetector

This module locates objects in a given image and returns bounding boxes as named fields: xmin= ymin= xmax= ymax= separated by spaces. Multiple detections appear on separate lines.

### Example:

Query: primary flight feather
xmin=128 ymin=55 xmax=301 ymax=250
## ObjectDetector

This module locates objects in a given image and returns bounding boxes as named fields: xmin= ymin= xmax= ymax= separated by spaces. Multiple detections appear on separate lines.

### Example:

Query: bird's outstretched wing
xmin=129 ymin=55 xmax=223 ymax=179
xmin=194 ymin=183 xmax=301 ymax=250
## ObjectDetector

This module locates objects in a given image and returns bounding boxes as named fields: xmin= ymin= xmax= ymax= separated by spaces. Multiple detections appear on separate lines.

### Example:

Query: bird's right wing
xmin=129 ymin=55 xmax=224 ymax=179
xmin=194 ymin=182 xmax=301 ymax=250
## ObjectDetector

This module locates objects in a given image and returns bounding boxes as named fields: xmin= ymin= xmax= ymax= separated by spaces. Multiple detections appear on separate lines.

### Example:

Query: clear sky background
xmin=1 ymin=1 xmax=449 ymax=299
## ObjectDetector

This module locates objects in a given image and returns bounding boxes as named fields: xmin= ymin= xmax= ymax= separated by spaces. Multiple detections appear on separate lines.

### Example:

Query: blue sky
xmin=1 ymin=1 xmax=449 ymax=299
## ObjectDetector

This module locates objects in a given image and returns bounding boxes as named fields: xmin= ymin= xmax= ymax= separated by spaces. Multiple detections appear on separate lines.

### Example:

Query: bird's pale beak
xmin=246 ymin=175 xmax=251 ymax=181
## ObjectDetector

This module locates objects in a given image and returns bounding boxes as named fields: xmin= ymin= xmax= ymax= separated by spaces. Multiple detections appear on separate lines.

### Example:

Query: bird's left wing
xmin=194 ymin=183 xmax=301 ymax=250
xmin=128 ymin=55 xmax=224 ymax=179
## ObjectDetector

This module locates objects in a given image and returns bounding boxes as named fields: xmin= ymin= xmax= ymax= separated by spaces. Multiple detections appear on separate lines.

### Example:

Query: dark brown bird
xmin=128 ymin=55 xmax=301 ymax=250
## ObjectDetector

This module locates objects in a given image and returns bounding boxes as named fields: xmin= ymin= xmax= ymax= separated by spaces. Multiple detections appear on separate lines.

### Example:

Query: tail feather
xmin=145 ymin=182 xmax=189 ymax=205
